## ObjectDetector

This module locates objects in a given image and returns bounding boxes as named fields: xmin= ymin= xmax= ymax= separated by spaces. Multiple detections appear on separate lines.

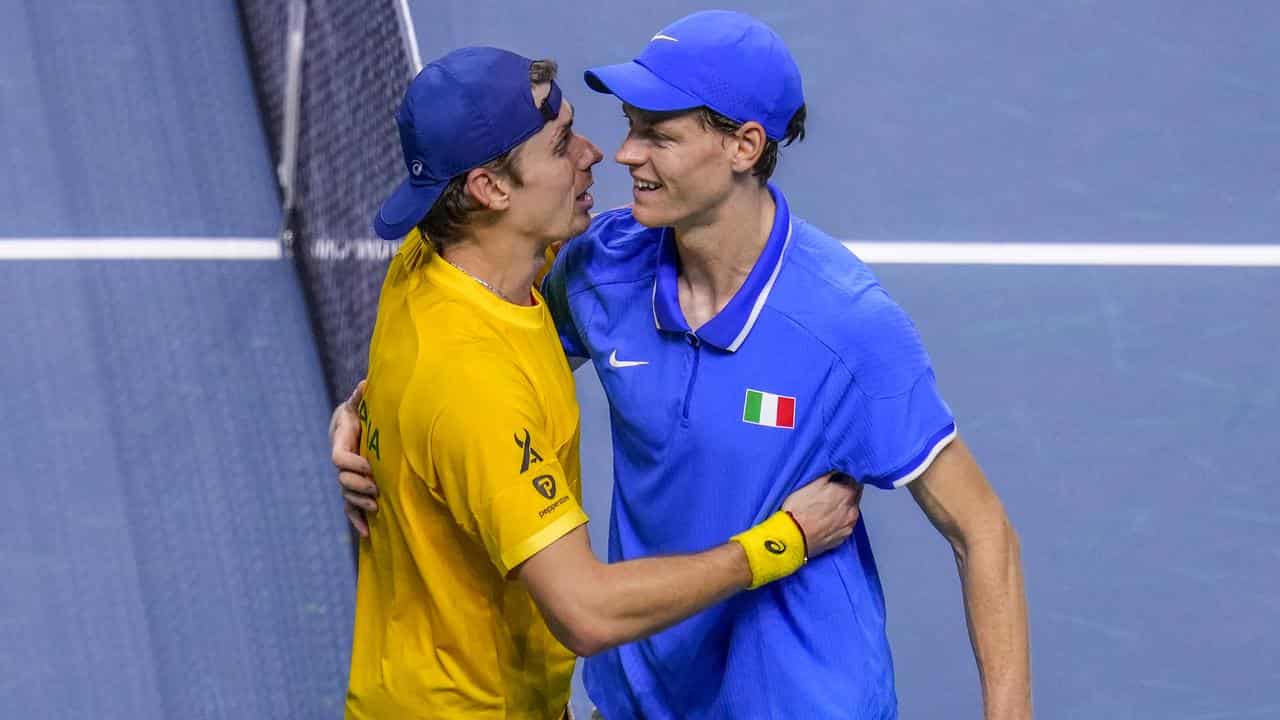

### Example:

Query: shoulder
xmin=772 ymin=219 xmax=932 ymax=396
xmin=556 ymin=207 xmax=663 ymax=294
xmin=779 ymin=219 xmax=881 ymax=305
xmin=407 ymin=345 xmax=538 ymax=427
xmin=395 ymin=291 xmax=529 ymax=397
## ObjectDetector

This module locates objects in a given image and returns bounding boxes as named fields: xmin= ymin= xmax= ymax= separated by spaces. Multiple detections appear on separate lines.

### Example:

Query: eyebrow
xmin=622 ymin=105 xmax=675 ymax=138
xmin=631 ymin=120 xmax=670 ymax=142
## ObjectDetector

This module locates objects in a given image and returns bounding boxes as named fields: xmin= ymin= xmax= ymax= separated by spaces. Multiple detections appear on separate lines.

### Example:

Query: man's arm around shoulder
xmin=516 ymin=475 xmax=861 ymax=657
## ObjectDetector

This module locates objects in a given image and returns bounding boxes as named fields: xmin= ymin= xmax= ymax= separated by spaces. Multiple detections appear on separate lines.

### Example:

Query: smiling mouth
xmin=633 ymin=179 xmax=663 ymax=192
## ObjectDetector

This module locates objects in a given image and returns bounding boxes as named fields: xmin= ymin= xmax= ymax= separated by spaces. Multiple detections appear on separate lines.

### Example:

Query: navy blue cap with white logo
xmin=584 ymin=11 xmax=803 ymax=140
xmin=374 ymin=46 xmax=562 ymax=240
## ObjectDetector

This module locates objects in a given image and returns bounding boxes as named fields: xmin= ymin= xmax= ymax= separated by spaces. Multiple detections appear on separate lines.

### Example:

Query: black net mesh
xmin=237 ymin=0 xmax=415 ymax=402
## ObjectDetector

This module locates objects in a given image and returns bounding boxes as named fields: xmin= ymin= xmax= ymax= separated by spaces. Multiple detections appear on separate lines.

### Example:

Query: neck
xmin=441 ymin=225 xmax=546 ymax=306
xmin=673 ymin=182 xmax=776 ymax=312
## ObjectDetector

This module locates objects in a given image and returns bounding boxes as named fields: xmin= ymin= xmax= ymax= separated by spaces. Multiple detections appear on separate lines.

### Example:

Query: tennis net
xmin=237 ymin=0 xmax=420 ymax=402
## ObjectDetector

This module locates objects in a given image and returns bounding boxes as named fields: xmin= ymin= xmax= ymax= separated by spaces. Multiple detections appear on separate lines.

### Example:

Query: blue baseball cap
xmin=374 ymin=47 xmax=563 ymax=240
xmin=584 ymin=11 xmax=803 ymax=141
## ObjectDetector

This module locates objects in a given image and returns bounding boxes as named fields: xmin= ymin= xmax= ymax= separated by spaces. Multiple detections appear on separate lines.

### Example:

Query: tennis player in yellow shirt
xmin=341 ymin=47 xmax=862 ymax=719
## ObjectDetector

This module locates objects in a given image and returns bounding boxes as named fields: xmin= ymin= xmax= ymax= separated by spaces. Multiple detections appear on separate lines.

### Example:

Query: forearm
xmin=571 ymin=543 xmax=751 ymax=654
xmin=525 ymin=486 xmax=847 ymax=657
xmin=954 ymin=518 xmax=1032 ymax=719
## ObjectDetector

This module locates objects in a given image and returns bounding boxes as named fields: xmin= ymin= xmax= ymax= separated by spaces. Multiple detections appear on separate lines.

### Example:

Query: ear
xmin=729 ymin=121 xmax=767 ymax=174
xmin=463 ymin=167 xmax=513 ymax=211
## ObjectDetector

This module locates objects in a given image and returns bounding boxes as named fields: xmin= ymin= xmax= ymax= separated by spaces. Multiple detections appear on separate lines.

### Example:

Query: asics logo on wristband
xmin=764 ymin=539 xmax=786 ymax=555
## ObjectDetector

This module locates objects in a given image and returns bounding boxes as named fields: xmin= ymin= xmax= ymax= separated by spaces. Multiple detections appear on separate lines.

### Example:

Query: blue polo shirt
xmin=542 ymin=185 xmax=956 ymax=719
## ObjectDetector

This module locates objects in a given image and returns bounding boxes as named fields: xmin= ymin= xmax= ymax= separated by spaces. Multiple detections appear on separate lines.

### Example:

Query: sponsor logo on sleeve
xmin=533 ymin=474 xmax=568 ymax=518
xmin=532 ymin=474 xmax=557 ymax=500
xmin=515 ymin=428 xmax=544 ymax=473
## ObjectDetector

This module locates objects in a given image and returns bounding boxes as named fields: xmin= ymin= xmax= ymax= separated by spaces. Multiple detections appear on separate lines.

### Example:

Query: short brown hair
xmin=697 ymin=105 xmax=807 ymax=184
xmin=416 ymin=59 xmax=559 ymax=250
xmin=624 ymin=103 xmax=807 ymax=185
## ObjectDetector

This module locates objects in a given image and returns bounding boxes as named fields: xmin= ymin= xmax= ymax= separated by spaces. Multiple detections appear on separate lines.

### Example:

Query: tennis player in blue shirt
xmin=334 ymin=11 xmax=1030 ymax=719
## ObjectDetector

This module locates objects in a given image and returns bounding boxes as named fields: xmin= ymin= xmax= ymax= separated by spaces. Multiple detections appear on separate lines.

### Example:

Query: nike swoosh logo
xmin=609 ymin=350 xmax=649 ymax=368
xmin=651 ymin=34 xmax=678 ymax=42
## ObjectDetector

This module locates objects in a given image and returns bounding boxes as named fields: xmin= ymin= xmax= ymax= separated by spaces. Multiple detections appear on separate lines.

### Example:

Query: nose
xmin=615 ymin=134 xmax=645 ymax=168
xmin=577 ymin=135 xmax=604 ymax=169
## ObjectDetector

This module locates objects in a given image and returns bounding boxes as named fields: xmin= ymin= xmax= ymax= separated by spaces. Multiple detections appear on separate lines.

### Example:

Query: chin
xmin=629 ymin=203 xmax=670 ymax=228
xmin=568 ymin=212 xmax=592 ymax=237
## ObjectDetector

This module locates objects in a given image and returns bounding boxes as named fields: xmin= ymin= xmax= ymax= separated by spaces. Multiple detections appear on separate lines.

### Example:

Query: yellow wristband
xmin=730 ymin=511 xmax=807 ymax=589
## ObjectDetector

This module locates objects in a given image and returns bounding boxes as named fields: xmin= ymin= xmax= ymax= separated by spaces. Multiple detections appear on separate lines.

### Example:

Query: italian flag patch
xmin=743 ymin=389 xmax=796 ymax=429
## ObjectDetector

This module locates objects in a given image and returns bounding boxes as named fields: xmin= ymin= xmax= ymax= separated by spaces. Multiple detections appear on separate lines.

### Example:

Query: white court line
xmin=3 ymin=238 xmax=1279 ymax=267
xmin=0 ymin=238 xmax=282 ymax=260
xmin=843 ymin=241 xmax=1280 ymax=267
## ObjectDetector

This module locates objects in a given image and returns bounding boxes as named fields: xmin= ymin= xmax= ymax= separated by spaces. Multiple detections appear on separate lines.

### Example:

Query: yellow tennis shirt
xmin=346 ymin=234 xmax=587 ymax=719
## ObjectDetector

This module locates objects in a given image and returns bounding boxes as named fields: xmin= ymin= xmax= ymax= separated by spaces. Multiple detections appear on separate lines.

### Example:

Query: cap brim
xmin=584 ymin=61 xmax=702 ymax=112
xmin=373 ymin=176 xmax=446 ymax=241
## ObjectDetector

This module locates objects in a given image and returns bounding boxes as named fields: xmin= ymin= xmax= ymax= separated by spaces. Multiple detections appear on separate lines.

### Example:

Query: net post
xmin=277 ymin=0 xmax=307 ymax=256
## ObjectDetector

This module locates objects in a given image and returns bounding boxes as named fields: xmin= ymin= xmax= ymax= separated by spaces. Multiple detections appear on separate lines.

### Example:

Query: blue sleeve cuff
xmin=881 ymin=422 xmax=958 ymax=488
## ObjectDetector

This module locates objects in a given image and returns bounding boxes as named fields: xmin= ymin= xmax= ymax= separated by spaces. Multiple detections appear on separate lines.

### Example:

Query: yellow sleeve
xmin=404 ymin=355 xmax=587 ymax=576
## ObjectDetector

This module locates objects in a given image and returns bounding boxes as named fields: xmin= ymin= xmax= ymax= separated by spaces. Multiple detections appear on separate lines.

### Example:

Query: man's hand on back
xmin=782 ymin=473 xmax=863 ymax=556
xmin=331 ymin=380 xmax=376 ymax=537
xmin=329 ymin=379 xmax=867 ymax=555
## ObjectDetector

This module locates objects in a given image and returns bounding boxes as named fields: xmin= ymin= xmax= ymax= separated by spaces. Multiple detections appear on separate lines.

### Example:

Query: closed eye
xmin=622 ymin=107 xmax=674 ymax=144
xmin=555 ymin=130 xmax=573 ymax=156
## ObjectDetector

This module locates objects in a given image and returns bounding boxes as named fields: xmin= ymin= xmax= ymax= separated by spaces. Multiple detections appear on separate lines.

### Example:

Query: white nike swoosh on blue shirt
xmin=608 ymin=350 xmax=650 ymax=368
